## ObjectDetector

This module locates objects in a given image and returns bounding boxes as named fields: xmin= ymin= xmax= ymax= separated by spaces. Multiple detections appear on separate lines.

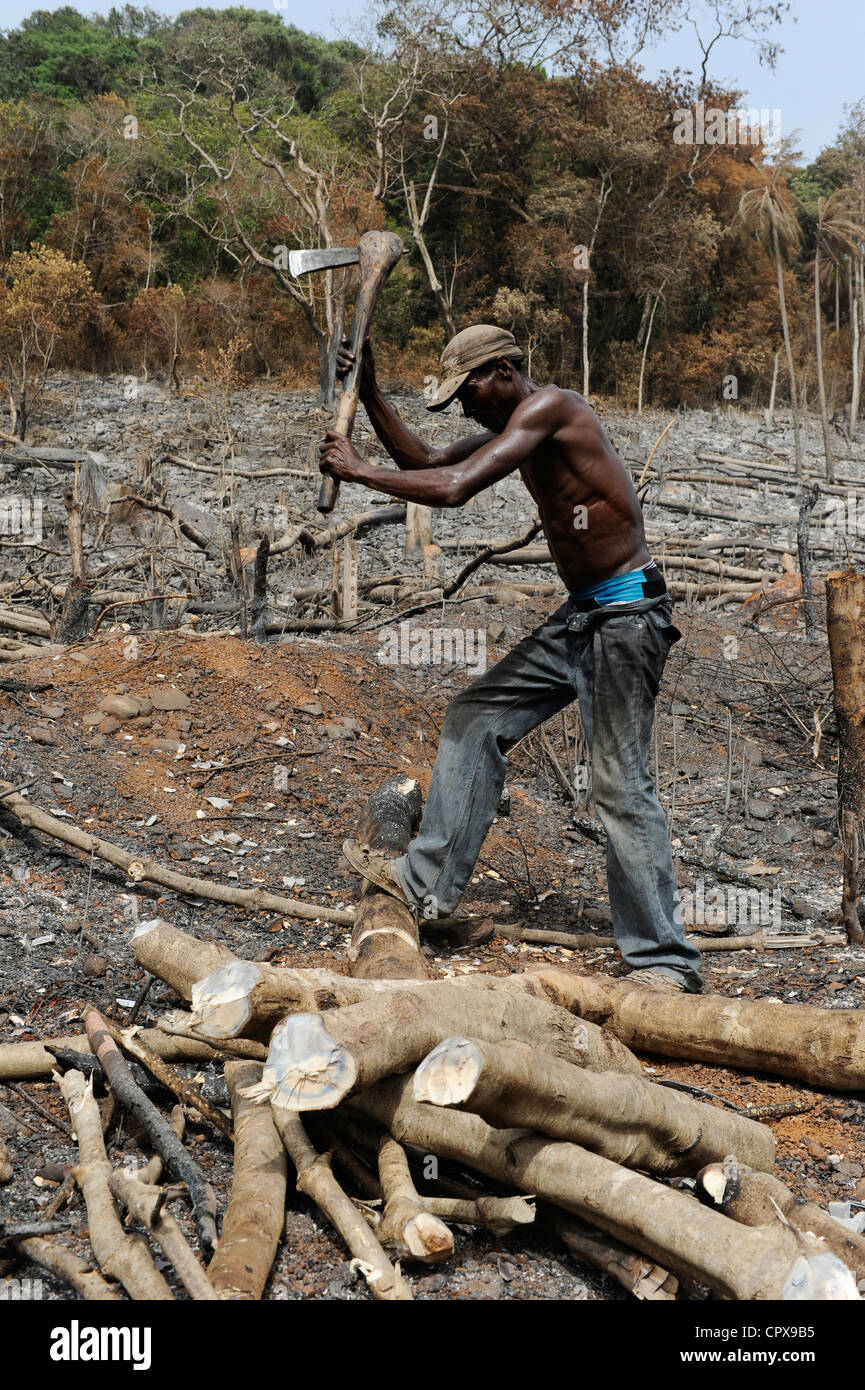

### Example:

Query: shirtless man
xmin=320 ymin=324 xmax=702 ymax=993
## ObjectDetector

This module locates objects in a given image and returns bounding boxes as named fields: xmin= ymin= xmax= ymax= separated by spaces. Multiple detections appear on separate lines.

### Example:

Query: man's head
xmin=427 ymin=324 xmax=526 ymax=429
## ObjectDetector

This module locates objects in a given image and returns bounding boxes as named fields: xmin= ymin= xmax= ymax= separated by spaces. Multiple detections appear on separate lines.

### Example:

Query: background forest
xmin=0 ymin=0 xmax=863 ymax=433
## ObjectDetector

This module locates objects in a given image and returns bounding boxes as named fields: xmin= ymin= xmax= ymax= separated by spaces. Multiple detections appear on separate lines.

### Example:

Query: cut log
xmin=352 ymin=1077 xmax=860 ymax=1301
xmin=826 ymin=570 xmax=865 ymax=944
xmin=375 ymin=1137 xmax=453 ymax=1262
xmin=206 ymin=1062 xmax=287 ymax=1300
xmin=272 ymin=1107 xmax=410 ymax=1301
xmin=131 ymin=919 xmax=239 ymax=1003
xmin=349 ymin=775 xmax=428 ymax=980
xmin=55 ymin=1069 xmax=174 ymax=1300
xmin=517 ymin=969 xmax=865 ymax=1092
xmin=697 ymin=1159 xmax=865 ymax=1282
xmin=252 ymin=983 xmax=641 ymax=1113
xmin=413 ymin=1035 xmax=775 ymax=1176
xmin=84 ymin=1008 xmax=218 ymax=1254
xmin=185 ymin=961 xmax=381 ymax=1038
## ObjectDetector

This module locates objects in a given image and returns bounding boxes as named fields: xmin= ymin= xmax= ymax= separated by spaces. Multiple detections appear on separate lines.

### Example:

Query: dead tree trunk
xmin=249 ymin=535 xmax=270 ymax=644
xmin=514 ymin=969 xmax=865 ymax=1090
xmin=826 ymin=570 xmax=865 ymax=944
xmin=413 ymin=1034 xmax=775 ymax=1176
xmin=404 ymin=503 xmax=433 ymax=559
xmin=56 ymin=482 xmax=91 ymax=644
xmin=349 ymin=775 xmax=428 ymax=980
xmin=797 ymin=483 xmax=820 ymax=640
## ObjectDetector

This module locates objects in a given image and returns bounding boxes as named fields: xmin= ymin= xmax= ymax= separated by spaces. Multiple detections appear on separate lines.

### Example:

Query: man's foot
xmin=624 ymin=969 xmax=688 ymax=994
xmin=341 ymin=840 xmax=415 ymax=909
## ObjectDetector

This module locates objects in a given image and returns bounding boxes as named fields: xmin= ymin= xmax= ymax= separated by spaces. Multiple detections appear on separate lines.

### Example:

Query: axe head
xmin=288 ymin=245 xmax=360 ymax=277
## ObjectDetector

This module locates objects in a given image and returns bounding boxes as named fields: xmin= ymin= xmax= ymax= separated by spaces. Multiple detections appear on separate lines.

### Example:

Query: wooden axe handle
xmin=318 ymin=231 xmax=402 ymax=514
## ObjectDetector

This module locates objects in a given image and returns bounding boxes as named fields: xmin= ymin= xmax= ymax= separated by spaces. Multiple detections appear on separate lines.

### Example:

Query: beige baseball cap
xmin=426 ymin=324 xmax=524 ymax=411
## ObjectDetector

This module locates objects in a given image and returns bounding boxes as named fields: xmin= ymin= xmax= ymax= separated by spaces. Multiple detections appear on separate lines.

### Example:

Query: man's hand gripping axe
xmin=290 ymin=231 xmax=403 ymax=514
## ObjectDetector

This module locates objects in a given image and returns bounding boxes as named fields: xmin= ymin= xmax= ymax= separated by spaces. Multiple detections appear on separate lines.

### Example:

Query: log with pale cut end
xmin=253 ymin=983 xmax=640 ymax=1113
xmin=273 ymin=1107 xmax=411 ymax=1301
xmin=350 ymin=1076 xmax=861 ymax=1302
xmin=206 ymin=1062 xmax=288 ymax=1300
xmin=376 ymin=1137 xmax=453 ymax=1262
xmin=55 ymin=1069 xmax=174 ymax=1301
xmin=518 ymin=969 xmax=865 ymax=1092
xmin=697 ymin=1158 xmax=865 ymax=1282
xmin=349 ymin=775 xmax=428 ymax=981
xmin=131 ymin=918 xmax=239 ymax=1001
xmin=413 ymin=1035 xmax=775 ymax=1176
xmin=186 ymin=960 xmax=380 ymax=1039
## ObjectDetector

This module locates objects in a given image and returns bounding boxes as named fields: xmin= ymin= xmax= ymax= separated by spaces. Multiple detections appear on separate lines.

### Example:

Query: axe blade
xmin=288 ymin=245 xmax=360 ymax=277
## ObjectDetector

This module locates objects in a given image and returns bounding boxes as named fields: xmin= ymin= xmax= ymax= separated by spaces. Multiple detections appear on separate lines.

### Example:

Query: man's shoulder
xmin=513 ymin=384 xmax=595 ymax=429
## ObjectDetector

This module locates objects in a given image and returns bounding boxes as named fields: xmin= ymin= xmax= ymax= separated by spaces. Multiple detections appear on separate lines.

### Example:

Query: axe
xmin=290 ymin=230 xmax=403 ymax=514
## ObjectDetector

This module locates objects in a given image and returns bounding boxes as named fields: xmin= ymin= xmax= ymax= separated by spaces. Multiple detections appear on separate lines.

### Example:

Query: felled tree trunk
xmin=826 ymin=569 xmax=865 ymax=944
xmin=519 ymin=969 xmax=865 ymax=1091
xmin=349 ymin=775 xmax=428 ymax=980
xmin=352 ymin=1077 xmax=860 ymax=1301
xmin=185 ymin=960 xmax=381 ymax=1039
xmin=206 ymin=1062 xmax=287 ymax=1300
xmin=250 ymin=983 xmax=640 ymax=1113
xmin=698 ymin=1159 xmax=865 ymax=1283
xmin=413 ymin=1034 xmax=775 ymax=1176
xmin=375 ymin=1137 xmax=453 ymax=1262
xmin=131 ymin=919 xmax=239 ymax=1000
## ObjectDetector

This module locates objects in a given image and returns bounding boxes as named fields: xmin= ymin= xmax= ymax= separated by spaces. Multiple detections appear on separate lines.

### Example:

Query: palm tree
xmin=812 ymin=191 xmax=865 ymax=481
xmin=736 ymin=164 xmax=804 ymax=476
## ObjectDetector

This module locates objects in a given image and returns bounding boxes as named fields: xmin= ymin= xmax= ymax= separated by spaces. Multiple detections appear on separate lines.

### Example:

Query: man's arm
xmin=339 ymin=338 xmax=494 ymax=470
xmin=321 ymin=388 xmax=564 ymax=507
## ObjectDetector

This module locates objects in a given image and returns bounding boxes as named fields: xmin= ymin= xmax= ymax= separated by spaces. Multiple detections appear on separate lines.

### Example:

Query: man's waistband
xmin=569 ymin=559 xmax=666 ymax=612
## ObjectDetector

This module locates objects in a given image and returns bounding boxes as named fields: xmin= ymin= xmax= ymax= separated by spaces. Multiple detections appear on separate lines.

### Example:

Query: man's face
xmin=456 ymin=359 xmax=511 ymax=430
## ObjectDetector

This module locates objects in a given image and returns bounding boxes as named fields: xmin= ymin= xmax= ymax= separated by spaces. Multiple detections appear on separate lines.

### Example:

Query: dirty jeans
xmin=392 ymin=595 xmax=703 ymax=991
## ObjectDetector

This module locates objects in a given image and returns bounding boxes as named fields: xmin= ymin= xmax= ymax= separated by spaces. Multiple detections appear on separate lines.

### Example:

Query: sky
xmin=1 ymin=0 xmax=862 ymax=163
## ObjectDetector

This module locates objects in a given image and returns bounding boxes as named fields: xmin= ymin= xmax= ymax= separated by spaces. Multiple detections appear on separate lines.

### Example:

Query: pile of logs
xmin=2 ymin=777 xmax=865 ymax=1302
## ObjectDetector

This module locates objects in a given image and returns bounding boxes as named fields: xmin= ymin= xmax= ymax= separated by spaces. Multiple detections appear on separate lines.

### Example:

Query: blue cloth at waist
xmin=570 ymin=564 xmax=653 ymax=605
